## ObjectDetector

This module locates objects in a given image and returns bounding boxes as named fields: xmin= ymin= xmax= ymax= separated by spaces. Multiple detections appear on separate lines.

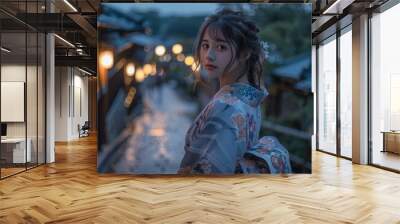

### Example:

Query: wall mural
xmin=97 ymin=3 xmax=312 ymax=175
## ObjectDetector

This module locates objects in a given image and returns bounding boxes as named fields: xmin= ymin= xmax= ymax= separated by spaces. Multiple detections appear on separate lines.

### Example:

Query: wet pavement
xmin=101 ymin=82 xmax=198 ymax=174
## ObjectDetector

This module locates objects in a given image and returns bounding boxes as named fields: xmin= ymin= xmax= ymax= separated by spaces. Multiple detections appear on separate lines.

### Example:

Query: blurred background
xmin=97 ymin=3 xmax=312 ymax=174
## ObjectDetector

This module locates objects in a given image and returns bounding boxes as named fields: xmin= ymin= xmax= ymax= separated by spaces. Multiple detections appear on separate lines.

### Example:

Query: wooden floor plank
xmin=0 ymin=135 xmax=399 ymax=223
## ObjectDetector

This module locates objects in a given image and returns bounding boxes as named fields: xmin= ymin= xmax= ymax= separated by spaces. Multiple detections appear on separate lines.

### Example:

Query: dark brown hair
xmin=193 ymin=8 xmax=265 ymax=89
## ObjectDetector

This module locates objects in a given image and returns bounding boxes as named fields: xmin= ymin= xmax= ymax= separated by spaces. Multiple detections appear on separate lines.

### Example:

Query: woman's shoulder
xmin=215 ymin=83 xmax=268 ymax=108
xmin=206 ymin=96 xmax=244 ymax=119
xmin=214 ymin=89 xmax=242 ymax=106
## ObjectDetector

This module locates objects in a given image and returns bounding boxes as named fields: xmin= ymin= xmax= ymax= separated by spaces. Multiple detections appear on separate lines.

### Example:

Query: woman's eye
xmin=201 ymin=43 xmax=209 ymax=49
xmin=217 ymin=45 xmax=227 ymax=51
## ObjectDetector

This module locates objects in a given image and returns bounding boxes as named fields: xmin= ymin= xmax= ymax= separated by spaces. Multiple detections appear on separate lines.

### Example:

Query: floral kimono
xmin=178 ymin=82 xmax=292 ymax=174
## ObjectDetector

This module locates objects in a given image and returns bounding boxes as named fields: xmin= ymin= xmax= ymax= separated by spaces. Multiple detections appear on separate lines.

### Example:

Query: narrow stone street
xmin=109 ymin=82 xmax=198 ymax=174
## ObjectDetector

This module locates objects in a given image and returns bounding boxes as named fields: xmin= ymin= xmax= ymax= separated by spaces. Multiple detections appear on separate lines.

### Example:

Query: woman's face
xmin=200 ymin=27 xmax=235 ymax=79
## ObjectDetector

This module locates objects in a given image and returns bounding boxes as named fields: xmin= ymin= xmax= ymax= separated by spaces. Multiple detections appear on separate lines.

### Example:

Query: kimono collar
xmin=217 ymin=82 xmax=268 ymax=107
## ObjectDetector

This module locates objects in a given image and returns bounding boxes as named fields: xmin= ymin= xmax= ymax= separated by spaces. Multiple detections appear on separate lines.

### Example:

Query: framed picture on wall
xmin=1 ymin=81 xmax=25 ymax=122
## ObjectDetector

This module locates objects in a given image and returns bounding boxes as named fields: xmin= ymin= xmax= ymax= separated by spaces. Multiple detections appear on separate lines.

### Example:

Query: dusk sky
xmin=107 ymin=3 xmax=220 ymax=17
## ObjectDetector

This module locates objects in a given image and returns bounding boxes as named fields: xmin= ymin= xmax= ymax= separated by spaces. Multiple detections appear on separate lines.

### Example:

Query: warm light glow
xmin=191 ymin=62 xmax=200 ymax=72
xmin=184 ymin=56 xmax=194 ymax=66
xmin=124 ymin=87 xmax=136 ymax=108
xmin=155 ymin=45 xmax=166 ymax=56
xmin=151 ymin=64 xmax=157 ymax=76
xmin=149 ymin=128 xmax=165 ymax=137
xmin=143 ymin=64 xmax=152 ymax=75
xmin=99 ymin=50 xmax=114 ymax=69
xmin=125 ymin=63 xmax=135 ymax=77
xmin=177 ymin=53 xmax=185 ymax=62
xmin=172 ymin=44 xmax=183 ymax=54
xmin=135 ymin=68 xmax=145 ymax=82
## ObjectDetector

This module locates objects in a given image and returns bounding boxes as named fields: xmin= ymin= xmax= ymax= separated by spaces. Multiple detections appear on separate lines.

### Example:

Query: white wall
xmin=71 ymin=73 xmax=89 ymax=138
xmin=55 ymin=66 xmax=69 ymax=141
xmin=55 ymin=66 xmax=89 ymax=141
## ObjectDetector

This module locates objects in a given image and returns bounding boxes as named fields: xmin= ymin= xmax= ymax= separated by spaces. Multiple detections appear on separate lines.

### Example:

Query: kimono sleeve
xmin=178 ymin=101 xmax=243 ymax=174
xmin=239 ymin=136 xmax=292 ymax=174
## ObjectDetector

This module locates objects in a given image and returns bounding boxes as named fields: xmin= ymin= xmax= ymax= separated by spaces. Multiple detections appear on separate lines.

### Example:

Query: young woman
xmin=178 ymin=9 xmax=292 ymax=174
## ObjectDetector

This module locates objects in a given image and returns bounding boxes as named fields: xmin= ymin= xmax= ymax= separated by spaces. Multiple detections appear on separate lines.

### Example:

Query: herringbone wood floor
xmin=1 ymin=135 xmax=400 ymax=224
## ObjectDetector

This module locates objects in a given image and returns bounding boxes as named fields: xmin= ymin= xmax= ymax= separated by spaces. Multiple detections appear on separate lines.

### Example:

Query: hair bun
xmin=245 ymin=21 xmax=259 ymax=33
xmin=219 ymin=8 xmax=242 ymax=16
xmin=216 ymin=9 xmax=259 ymax=33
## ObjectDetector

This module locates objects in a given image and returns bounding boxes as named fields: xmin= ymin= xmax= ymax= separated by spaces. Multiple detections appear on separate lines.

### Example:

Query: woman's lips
xmin=205 ymin=64 xmax=217 ymax=70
